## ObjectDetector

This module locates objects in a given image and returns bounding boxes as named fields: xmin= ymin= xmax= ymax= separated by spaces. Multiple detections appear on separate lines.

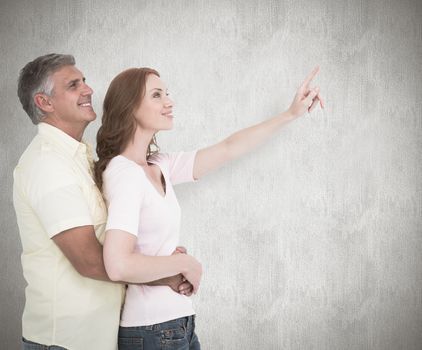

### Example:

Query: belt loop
xmin=184 ymin=316 xmax=189 ymax=333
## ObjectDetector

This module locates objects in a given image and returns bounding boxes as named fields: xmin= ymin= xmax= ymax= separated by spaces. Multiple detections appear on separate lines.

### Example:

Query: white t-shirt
xmin=103 ymin=151 xmax=197 ymax=326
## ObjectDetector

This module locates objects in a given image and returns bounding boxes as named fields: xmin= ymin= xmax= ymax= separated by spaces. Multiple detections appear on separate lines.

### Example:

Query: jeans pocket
xmin=118 ymin=336 xmax=143 ymax=350
xmin=161 ymin=326 xmax=189 ymax=349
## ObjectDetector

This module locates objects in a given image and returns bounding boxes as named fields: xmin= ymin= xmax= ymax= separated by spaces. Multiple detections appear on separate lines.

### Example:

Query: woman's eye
xmin=153 ymin=93 xmax=161 ymax=98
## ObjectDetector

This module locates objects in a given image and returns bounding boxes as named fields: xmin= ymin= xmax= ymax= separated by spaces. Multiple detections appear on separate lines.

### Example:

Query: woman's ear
xmin=34 ymin=93 xmax=54 ymax=114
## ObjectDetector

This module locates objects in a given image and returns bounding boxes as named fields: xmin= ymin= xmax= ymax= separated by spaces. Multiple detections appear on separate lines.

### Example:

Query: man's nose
xmin=81 ymin=82 xmax=94 ymax=95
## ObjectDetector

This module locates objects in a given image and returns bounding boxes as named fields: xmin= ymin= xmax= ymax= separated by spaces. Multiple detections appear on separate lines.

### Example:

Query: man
xmin=14 ymin=54 xmax=192 ymax=349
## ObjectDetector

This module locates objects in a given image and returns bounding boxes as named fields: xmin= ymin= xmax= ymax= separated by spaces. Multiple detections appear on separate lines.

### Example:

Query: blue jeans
xmin=22 ymin=338 xmax=67 ymax=350
xmin=118 ymin=315 xmax=200 ymax=350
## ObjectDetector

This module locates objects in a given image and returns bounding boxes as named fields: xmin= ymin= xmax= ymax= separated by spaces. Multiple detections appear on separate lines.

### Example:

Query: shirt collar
xmin=38 ymin=122 xmax=89 ymax=157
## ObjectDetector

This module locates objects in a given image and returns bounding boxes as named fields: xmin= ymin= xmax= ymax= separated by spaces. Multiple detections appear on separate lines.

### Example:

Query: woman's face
xmin=133 ymin=74 xmax=174 ymax=132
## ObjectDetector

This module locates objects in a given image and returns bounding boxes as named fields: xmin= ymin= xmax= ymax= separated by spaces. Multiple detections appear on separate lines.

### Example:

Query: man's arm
xmin=146 ymin=274 xmax=193 ymax=296
xmin=52 ymin=225 xmax=110 ymax=280
xmin=52 ymin=225 xmax=192 ymax=295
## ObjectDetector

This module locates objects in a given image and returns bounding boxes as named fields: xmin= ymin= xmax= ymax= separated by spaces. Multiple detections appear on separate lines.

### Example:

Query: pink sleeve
xmin=166 ymin=151 xmax=198 ymax=185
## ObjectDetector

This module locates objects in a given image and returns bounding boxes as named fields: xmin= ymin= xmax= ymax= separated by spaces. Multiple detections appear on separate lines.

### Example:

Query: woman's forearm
xmin=105 ymin=250 xmax=190 ymax=283
xmin=193 ymin=111 xmax=294 ymax=179
xmin=104 ymin=229 xmax=202 ymax=291
xmin=224 ymin=110 xmax=294 ymax=161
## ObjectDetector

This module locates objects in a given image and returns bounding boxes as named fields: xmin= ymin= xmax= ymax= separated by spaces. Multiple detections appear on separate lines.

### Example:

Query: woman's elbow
xmin=106 ymin=267 xmax=122 ymax=282
xmin=104 ymin=257 xmax=126 ymax=282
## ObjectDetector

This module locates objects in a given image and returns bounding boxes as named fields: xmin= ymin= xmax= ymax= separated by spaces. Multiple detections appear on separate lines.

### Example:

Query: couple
xmin=14 ymin=53 xmax=324 ymax=350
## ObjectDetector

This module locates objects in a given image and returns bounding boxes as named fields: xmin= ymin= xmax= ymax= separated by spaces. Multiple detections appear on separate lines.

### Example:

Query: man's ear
xmin=34 ymin=93 xmax=54 ymax=114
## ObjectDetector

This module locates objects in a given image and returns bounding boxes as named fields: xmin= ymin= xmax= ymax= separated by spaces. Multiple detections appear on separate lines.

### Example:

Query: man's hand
xmin=174 ymin=246 xmax=187 ymax=254
xmin=150 ymin=247 xmax=194 ymax=296
xmin=139 ymin=246 xmax=195 ymax=295
xmin=164 ymin=274 xmax=194 ymax=296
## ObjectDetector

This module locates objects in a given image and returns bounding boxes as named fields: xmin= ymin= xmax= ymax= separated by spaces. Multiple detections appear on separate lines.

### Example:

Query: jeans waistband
xmin=123 ymin=315 xmax=196 ymax=332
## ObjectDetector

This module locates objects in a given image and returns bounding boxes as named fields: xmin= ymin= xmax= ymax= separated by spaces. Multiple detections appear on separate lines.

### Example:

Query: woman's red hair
xmin=94 ymin=67 xmax=160 ymax=190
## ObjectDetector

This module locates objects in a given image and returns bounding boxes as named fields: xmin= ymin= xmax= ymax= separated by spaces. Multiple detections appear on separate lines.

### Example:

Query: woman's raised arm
xmin=193 ymin=66 xmax=324 ymax=180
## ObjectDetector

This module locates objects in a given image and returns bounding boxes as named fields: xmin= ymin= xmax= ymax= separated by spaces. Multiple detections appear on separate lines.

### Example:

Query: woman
xmin=94 ymin=67 xmax=323 ymax=349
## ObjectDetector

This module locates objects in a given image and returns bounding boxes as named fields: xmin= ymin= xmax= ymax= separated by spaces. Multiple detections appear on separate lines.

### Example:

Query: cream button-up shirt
xmin=13 ymin=123 xmax=124 ymax=350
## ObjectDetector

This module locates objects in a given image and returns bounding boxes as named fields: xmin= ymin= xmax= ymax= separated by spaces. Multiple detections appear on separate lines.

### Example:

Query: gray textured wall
xmin=1 ymin=0 xmax=421 ymax=349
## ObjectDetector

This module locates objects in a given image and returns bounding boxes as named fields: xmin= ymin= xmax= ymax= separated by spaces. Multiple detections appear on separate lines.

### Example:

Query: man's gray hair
xmin=17 ymin=53 xmax=75 ymax=124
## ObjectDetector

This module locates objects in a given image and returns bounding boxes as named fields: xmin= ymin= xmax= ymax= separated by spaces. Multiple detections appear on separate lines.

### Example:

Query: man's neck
xmin=41 ymin=117 xmax=87 ymax=142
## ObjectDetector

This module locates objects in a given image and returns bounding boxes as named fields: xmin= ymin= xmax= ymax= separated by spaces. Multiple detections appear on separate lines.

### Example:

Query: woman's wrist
xmin=172 ymin=253 xmax=190 ymax=275
xmin=281 ymin=109 xmax=296 ymax=122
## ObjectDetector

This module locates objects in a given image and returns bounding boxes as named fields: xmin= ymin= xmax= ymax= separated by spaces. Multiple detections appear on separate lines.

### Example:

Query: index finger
xmin=300 ymin=66 xmax=320 ymax=91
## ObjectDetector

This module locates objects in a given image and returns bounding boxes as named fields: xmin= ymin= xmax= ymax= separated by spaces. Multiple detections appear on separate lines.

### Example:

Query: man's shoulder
xmin=17 ymin=134 xmax=73 ymax=171
xmin=14 ymin=134 xmax=78 ymax=192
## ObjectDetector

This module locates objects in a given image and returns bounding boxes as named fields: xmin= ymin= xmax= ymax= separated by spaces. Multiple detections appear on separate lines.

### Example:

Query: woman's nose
xmin=164 ymin=96 xmax=173 ymax=107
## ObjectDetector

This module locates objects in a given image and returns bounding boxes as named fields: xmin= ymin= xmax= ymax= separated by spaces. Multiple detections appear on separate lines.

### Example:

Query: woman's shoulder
xmin=104 ymin=155 xmax=145 ymax=180
xmin=148 ymin=151 xmax=189 ymax=165
xmin=102 ymin=156 xmax=150 ymax=199
xmin=147 ymin=152 xmax=169 ymax=164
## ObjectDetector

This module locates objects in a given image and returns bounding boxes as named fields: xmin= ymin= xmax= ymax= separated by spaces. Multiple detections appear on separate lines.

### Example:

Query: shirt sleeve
xmin=24 ymin=155 xmax=93 ymax=238
xmin=103 ymin=162 xmax=146 ymax=237
xmin=165 ymin=150 xmax=198 ymax=185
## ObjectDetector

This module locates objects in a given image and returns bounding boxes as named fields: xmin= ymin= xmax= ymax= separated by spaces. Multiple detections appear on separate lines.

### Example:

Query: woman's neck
xmin=121 ymin=127 xmax=155 ymax=166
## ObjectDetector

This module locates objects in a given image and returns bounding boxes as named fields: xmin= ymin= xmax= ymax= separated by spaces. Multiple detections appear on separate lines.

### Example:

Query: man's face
xmin=46 ymin=65 xmax=96 ymax=125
